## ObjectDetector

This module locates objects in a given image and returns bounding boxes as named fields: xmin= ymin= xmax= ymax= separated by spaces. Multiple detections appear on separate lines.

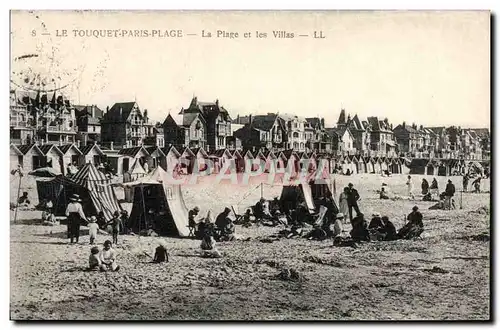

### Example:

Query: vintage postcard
xmin=9 ymin=10 xmax=490 ymax=321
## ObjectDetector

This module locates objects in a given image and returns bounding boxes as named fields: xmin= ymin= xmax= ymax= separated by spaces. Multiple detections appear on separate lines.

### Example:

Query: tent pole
xmin=13 ymin=171 xmax=22 ymax=224
xmin=140 ymin=183 xmax=147 ymax=232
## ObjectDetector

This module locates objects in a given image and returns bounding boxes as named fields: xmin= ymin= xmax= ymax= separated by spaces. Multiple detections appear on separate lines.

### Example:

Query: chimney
xmin=119 ymin=107 xmax=123 ymax=117
xmin=76 ymin=140 xmax=81 ymax=148
xmin=236 ymin=114 xmax=240 ymax=124
xmin=106 ymin=106 xmax=109 ymax=113
xmin=249 ymin=114 xmax=253 ymax=126
xmin=420 ymin=125 xmax=423 ymax=131
xmin=91 ymin=106 xmax=95 ymax=118
xmin=215 ymin=99 xmax=219 ymax=108
xmin=110 ymin=141 xmax=114 ymax=150
xmin=402 ymin=121 xmax=406 ymax=129
xmin=320 ymin=118 xmax=325 ymax=128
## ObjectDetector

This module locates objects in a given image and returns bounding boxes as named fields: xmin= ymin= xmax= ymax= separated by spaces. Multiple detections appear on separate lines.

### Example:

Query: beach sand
xmin=10 ymin=173 xmax=490 ymax=320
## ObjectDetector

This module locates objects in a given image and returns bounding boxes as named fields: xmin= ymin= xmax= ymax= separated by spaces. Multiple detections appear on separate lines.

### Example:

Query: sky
xmin=10 ymin=10 xmax=490 ymax=128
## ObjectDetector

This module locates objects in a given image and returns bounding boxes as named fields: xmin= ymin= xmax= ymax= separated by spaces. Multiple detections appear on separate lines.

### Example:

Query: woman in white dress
xmin=406 ymin=175 xmax=415 ymax=200
xmin=338 ymin=187 xmax=350 ymax=224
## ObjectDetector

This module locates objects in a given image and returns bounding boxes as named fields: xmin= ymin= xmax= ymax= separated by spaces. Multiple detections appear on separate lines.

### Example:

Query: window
xmin=292 ymin=132 xmax=299 ymax=138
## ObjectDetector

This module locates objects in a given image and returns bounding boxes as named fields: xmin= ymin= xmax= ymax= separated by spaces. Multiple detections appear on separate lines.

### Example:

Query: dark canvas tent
xmin=279 ymin=180 xmax=338 ymax=215
xmin=36 ymin=163 xmax=122 ymax=220
xmin=125 ymin=166 xmax=190 ymax=237
xmin=409 ymin=158 xmax=429 ymax=175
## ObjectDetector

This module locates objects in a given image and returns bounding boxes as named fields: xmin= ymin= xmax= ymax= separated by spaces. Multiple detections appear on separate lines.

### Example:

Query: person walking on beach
xmin=65 ymin=194 xmax=87 ymax=244
xmin=444 ymin=179 xmax=456 ymax=210
xmin=406 ymin=175 xmax=415 ymax=200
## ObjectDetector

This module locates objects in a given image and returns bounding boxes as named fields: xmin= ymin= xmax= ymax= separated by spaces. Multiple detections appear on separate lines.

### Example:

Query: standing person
xmin=88 ymin=216 xmax=99 ymax=245
xmin=120 ymin=210 xmax=129 ymax=234
xmin=462 ymin=174 xmax=470 ymax=192
xmin=430 ymin=178 xmax=439 ymax=199
xmin=421 ymin=178 xmax=429 ymax=195
xmin=107 ymin=211 xmax=123 ymax=245
xmin=406 ymin=175 xmax=415 ymax=200
xmin=65 ymin=194 xmax=87 ymax=244
xmin=188 ymin=206 xmax=200 ymax=235
xmin=444 ymin=179 xmax=456 ymax=210
xmin=346 ymin=183 xmax=361 ymax=223
xmin=96 ymin=211 xmax=107 ymax=230
xmin=472 ymin=176 xmax=482 ymax=193
xmin=338 ymin=187 xmax=350 ymax=224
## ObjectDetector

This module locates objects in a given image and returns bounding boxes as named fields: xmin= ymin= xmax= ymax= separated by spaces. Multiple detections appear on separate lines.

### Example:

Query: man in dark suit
xmin=346 ymin=183 xmax=361 ymax=222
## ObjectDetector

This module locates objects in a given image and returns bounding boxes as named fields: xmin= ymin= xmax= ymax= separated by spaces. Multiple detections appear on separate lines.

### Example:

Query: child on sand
xmin=88 ymin=216 xmax=99 ymax=245
xmin=88 ymin=246 xmax=101 ymax=271
xmin=200 ymin=232 xmax=222 ymax=258
xmin=99 ymin=240 xmax=120 ymax=272
xmin=153 ymin=244 xmax=169 ymax=263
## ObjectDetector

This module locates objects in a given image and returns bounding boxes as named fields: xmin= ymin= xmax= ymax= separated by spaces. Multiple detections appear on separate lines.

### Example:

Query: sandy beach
xmin=10 ymin=173 xmax=490 ymax=320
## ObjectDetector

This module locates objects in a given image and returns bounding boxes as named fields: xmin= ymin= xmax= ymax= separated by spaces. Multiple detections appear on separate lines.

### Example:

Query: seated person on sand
xmin=196 ymin=218 xmax=208 ymax=239
xmin=18 ymin=192 xmax=31 ymax=208
xmin=350 ymin=213 xmax=370 ymax=242
xmin=88 ymin=246 xmax=101 ymax=271
xmin=305 ymin=224 xmax=327 ymax=241
xmin=99 ymin=240 xmax=120 ymax=272
xmin=153 ymin=243 xmax=169 ymax=263
xmin=270 ymin=197 xmax=281 ymax=216
xmin=215 ymin=207 xmax=232 ymax=240
xmin=398 ymin=206 xmax=424 ymax=240
xmin=383 ymin=169 xmax=391 ymax=177
xmin=332 ymin=213 xmax=344 ymax=238
xmin=200 ymin=232 xmax=222 ymax=258
xmin=380 ymin=216 xmax=398 ymax=241
xmin=379 ymin=187 xmax=390 ymax=200
xmin=274 ymin=210 xmax=288 ymax=226
xmin=219 ymin=218 xmax=236 ymax=242
xmin=234 ymin=209 xmax=252 ymax=228
xmin=368 ymin=213 xmax=386 ymax=241
xmin=369 ymin=213 xmax=384 ymax=231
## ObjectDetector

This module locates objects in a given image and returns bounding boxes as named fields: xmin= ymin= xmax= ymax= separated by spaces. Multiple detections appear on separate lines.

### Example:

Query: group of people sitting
xmin=189 ymin=206 xmax=237 ymax=243
xmin=349 ymin=206 xmax=424 ymax=242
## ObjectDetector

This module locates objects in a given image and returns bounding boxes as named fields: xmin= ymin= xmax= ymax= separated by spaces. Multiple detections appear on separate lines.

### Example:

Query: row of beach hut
xmin=9 ymin=142 xmax=476 ymax=177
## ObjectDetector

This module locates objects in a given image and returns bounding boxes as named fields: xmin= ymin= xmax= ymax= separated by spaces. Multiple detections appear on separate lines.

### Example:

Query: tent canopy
xmin=126 ymin=166 xmax=190 ymax=237
xmin=279 ymin=181 xmax=338 ymax=215
xmin=36 ymin=163 xmax=122 ymax=220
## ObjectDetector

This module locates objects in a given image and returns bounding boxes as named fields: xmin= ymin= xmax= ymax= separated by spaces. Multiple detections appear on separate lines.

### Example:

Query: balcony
xmin=41 ymin=125 xmax=77 ymax=133
xmin=129 ymin=131 xmax=143 ymax=138
xmin=10 ymin=120 xmax=27 ymax=128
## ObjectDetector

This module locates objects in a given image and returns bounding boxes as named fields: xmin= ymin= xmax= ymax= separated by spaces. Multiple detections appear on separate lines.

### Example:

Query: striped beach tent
xmin=37 ymin=163 xmax=122 ymax=220
xmin=70 ymin=163 xmax=122 ymax=220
